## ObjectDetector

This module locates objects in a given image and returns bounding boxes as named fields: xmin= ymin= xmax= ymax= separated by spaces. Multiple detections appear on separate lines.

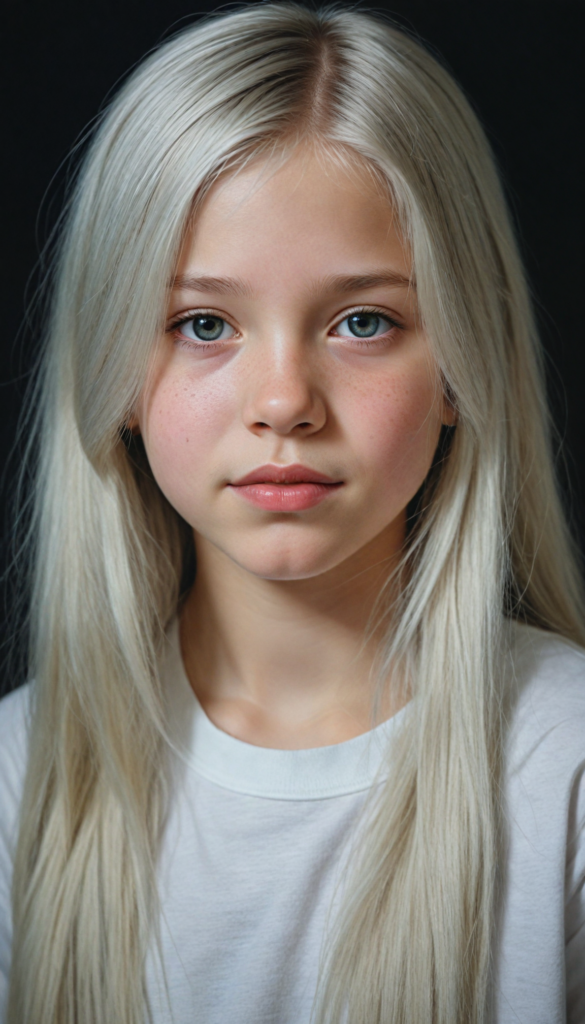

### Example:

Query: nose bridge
xmin=242 ymin=325 xmax=324 ymax=434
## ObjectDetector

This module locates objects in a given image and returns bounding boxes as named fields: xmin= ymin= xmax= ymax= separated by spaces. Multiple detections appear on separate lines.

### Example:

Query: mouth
xmin=228 ymin=464 xmax=343 ymax=511
xmin=230 ymin=463 xmax=341 ymax=486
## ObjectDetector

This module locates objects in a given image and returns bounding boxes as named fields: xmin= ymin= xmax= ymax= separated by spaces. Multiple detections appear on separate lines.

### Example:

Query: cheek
xmin=140 ymin=373 xmax=235 ymax=514
xmin=349 ymin=368 xmax=442 ymax=494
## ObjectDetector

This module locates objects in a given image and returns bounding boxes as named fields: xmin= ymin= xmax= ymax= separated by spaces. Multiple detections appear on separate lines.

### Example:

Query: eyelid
xmin=167 ymin=307 xmax=240 ymax=333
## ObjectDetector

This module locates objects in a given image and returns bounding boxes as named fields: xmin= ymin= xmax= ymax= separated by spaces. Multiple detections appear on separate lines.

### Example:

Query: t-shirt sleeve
xmin=566 ymin=763 xmax=585 ymax=1024
xmin=0 ymin=683 xmax=33 ymax=1020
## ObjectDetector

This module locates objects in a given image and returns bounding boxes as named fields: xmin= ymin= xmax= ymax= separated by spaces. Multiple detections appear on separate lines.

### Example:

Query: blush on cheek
xmin=140 ymin=375 xmax=236 ymax=521
xmin=360 ymin=377 xmax=442 ymax=504
xmin=148 ymin=373 xmax=232 ymax=449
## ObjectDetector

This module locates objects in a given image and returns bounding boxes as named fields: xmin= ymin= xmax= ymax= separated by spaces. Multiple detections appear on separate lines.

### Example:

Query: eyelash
xmin=167 ymin=306 xmax=405 ymax=351
xmin=334 ymin=306 xmax=405 ymax=347
xmin=167 ymin=310 xmax=233 ymax=352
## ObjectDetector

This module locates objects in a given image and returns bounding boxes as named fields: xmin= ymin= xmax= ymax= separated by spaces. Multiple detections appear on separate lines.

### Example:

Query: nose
xmin=241 ymin=338 xmax=327 ymax=437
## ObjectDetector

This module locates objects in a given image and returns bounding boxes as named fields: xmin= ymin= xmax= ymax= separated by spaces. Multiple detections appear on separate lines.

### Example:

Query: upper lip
xmin=230 ymin=463 xmax=341 ymax=486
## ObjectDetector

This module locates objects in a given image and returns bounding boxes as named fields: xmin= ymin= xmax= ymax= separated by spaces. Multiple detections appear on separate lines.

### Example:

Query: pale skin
xmin=132 ymin=144 xmax=455 ymax=749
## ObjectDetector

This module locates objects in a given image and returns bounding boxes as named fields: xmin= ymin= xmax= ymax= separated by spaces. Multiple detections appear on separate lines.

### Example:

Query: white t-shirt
xmin=0 ymin=619 xmax=584 ymax=1024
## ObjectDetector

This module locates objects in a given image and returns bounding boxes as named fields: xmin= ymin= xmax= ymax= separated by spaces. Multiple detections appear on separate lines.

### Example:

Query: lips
xmin=230 ymin=463 xmax=340 ymax=486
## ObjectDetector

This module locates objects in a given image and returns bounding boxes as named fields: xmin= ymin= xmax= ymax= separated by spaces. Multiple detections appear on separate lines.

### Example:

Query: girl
xmin=0 ymin=3 xmax=583 ymax=1023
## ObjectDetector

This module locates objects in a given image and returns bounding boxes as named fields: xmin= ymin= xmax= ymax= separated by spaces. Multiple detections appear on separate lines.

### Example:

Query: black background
xmin=1 ymin=0 xmax=583 ymax=691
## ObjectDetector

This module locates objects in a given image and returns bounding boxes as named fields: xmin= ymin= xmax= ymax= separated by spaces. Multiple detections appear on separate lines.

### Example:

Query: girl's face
xmin=134 ymin=146 xmax=451 ymax=581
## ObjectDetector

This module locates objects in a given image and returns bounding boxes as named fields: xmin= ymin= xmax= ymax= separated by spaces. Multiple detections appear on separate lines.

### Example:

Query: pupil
xmin=194 ymin=316 xmax=223 ymax=341
xmin=349 ymin=313 xmax=379 ymax=338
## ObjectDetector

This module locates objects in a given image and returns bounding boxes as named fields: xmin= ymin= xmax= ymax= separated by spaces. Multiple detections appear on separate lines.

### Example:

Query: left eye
xmin=179 ymin=316 xmax=235 ymax=342
xmin=335 ymin=312 xmax=393 ymax=339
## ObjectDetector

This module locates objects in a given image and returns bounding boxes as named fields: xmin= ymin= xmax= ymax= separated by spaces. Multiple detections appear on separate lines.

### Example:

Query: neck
xmin=179 ymin=521 xmax=407 ymax=747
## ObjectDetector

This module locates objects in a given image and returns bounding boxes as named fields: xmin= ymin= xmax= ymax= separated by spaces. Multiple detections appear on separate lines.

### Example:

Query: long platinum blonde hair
xmin=7 ymin=4 xmax=585 ymax=1023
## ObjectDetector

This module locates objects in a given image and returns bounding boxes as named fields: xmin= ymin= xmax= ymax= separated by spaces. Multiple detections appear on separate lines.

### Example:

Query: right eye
xmin=176 ymin=314 xmax=236 ymax=343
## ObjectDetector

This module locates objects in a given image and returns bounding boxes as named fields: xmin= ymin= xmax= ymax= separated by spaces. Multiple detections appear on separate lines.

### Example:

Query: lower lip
xmin=229 ymin=482 xmax=343 ymax=511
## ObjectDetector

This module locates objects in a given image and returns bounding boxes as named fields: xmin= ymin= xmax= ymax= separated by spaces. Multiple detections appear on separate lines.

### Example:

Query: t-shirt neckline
xmin=163 ymin=617 xmax=409 ymax=801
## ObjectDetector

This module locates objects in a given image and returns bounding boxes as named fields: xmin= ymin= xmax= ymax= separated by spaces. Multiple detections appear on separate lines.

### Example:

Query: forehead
xmin=177 ymin=144 xmax=410 ymax=283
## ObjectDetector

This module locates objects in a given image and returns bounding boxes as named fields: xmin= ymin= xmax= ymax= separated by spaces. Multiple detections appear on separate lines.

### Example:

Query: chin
xmin=231 ymin=545 xmax=343 ymax=582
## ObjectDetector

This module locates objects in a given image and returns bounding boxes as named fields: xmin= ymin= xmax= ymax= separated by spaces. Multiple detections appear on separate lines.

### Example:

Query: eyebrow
xmin=170 ymin=269 xmax=414 ymax=296
xmin=319 ymin=271 xmax=415 ymax=292
xmin=171 ymin=274 xmax=253 ymax=297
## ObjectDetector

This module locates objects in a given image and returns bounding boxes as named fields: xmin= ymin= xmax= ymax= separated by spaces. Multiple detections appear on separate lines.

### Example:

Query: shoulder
xmin=502 ymin=621 xmax=585 ymax=887
xmin=0 ymin=682 xmax=34 ymax=828
xmin=502 ymin=622 xmax=585 ymax=874
xmin=0 ymin=685 xmax=34 ymax=1009
xmin=494 ymin=626 xmax=585 ymax=1022
xmin=0 ymin=681 xmax=34 ymax=758
xmin=505 ymin=621 xmax=585 ymax=769
xmin=0 ymin=680 xmax=34 ymax=728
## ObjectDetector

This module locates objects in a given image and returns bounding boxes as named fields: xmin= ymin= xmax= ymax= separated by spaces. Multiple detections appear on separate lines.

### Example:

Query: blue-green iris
xmin=193 ymin=316 xmax=224 ymax=341
xmin=347 ymin=313 xmax=380 ymax=338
